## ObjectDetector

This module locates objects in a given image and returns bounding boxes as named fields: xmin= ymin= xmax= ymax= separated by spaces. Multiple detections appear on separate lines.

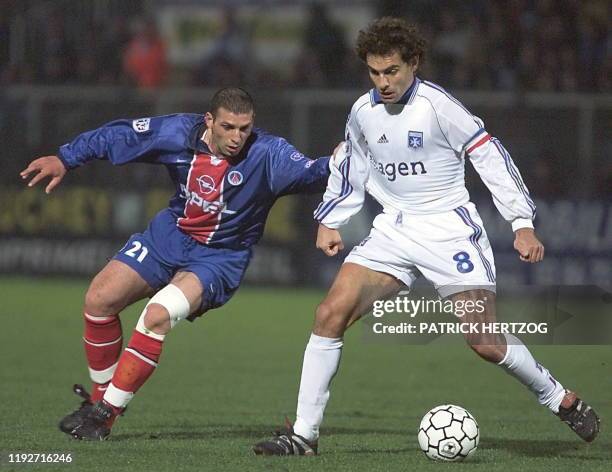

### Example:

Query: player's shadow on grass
xmin=112 ymin=424 xmax=410 ymax=442
xmin=113 ymin=424 xmax=267 ymax=441
xmin=484 ymin=437 xmax=610 ymax=460
xmin=113 ymin=426 xmax=610 ymax=462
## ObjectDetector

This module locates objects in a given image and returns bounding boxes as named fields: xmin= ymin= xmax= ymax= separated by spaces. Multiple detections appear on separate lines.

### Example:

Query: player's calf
xmin=82 ymin=312 xmax=122 ymax=402
xmin=451 ymin=289 xmax=506 ymax=363
xmin=466 ymin=338 xmax=506 ymax=363
xmin=81 ymin=260 xmax=155 ymax=404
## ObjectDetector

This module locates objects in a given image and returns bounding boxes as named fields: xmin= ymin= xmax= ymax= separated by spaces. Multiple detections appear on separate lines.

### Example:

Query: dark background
xmin=0 ymin=0 xmax=610 ymax=287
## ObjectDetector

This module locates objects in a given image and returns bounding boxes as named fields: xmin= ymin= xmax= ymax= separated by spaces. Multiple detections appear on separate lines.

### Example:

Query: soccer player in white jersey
xmin=254 ymin=17 xmax=599 ymax=455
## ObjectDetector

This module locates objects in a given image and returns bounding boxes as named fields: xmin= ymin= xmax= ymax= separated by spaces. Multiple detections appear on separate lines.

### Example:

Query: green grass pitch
xmin=0 ymin=277 xmax=610 ymax=471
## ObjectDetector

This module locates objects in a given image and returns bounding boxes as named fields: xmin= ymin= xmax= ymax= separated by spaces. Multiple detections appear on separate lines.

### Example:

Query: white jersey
xmin=315 ymin=78 xmax=536 ymax=232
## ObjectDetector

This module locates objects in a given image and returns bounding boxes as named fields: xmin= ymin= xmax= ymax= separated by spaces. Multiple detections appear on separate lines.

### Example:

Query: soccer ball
xmin=417 ymin=404 xmax=479 ymax=461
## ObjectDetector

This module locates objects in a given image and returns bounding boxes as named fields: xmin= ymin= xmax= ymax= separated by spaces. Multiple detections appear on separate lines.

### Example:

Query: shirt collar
xmin=187 ymin=118 xmax=211 ymax=154
xmin=371 ymin=77 xmax=420 ymax=106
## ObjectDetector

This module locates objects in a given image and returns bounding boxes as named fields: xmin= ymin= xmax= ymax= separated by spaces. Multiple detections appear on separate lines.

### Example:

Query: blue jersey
xmin=58 ymin=114 xmax=330 ymax=249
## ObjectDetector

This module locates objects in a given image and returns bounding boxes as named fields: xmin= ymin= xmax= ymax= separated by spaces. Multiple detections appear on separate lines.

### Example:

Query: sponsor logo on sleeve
xmin=290 ymin=151 xmax=305 ymax=161
xmin=132 ymin=118 xmax=151 ymax=133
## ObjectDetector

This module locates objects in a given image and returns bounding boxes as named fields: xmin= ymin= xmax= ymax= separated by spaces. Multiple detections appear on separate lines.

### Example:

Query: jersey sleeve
xmin=436 ymin=97 xmax=536 ymax=231
xmin=267 ymin=138 xmax=331 ymax=196
xmin=57 ymin=115 xmax=193 ymax=169
xmin=313 ymin=107 xmax=369 ymax=229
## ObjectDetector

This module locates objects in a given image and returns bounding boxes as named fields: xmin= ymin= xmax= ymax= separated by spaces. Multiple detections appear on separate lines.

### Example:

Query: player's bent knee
xmin=143 ymin=305 xmax=171 ymax=334
xmin=135 ymin=284 xmax=191 ymax=340
xmin=84 ymin=285 xmax=123 ymax=316
xmin=314 ymin=301 xmax=349 ymax=336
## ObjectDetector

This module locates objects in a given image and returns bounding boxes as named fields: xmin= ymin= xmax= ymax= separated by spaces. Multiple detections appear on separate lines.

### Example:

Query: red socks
xmin=83 ymin=313 xmax=122 ymax=402
xmin=112 ymin=330 xmax=163 ymax=394
xmin=99 ymin=329 xmax=164 ymax=416
xmin=83 ymin=312 xmax=165 ymax=424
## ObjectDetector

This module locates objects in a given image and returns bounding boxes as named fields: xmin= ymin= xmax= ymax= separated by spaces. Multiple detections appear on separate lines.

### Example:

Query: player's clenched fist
xmin=513 ymin=228 xmax=545 ymax=263
xmin=20 ymin=155 xmax=67 ymax=194
xmin=316 ymin=223 xmax=344 ymax=256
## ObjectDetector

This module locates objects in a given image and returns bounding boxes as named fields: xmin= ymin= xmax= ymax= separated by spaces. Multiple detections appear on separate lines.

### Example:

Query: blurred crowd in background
xmin=0 ymin=0 xmax=609 ymax=92
xmin=0 ymin=0 xmax=610 ymax=200
xmin=0 ymin=0 xmax=609 ymax=284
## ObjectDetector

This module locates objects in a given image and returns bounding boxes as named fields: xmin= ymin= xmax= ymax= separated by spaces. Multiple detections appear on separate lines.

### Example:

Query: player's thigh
xmin=85 ymin=259 xmax=156 ymax=315
xmin=175 ymin=246 xmax=252 ymax=320
xmin=314 ymin=262 xmax=404 ymax=335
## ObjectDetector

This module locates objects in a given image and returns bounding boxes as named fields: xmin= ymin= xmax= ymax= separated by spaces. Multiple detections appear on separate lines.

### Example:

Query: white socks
xmin=293 ymin=333 xmax=343 ymax=442
xmin=498 ymin=333 xmax=566 ymax=413
xmin=293 ymin=332 xmax=565 ymax=443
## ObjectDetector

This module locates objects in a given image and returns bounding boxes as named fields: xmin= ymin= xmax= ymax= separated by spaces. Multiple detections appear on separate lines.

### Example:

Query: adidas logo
xmin=377 ymin=134 xmax=389 ymax=144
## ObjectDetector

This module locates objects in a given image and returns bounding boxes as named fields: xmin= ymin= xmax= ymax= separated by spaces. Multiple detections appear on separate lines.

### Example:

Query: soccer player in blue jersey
xmin=20 ymin=87 xmax=332 ymax=440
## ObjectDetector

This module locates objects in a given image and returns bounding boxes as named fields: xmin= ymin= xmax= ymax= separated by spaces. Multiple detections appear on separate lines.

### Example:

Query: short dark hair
xmin=356 ymin=17 xmax=426 ymax=66
xmin=209 ymin=87 xmax=254 ymax=117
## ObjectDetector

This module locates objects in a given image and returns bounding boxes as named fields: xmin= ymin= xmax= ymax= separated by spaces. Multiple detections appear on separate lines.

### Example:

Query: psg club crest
xmin=227 ymin=170 xmax=243 ymax=186
xmin=408 ymin=130 xmax=423 ymax=149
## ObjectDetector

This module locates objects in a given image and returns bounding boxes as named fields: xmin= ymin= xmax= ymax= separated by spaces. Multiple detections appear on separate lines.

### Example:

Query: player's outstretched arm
xmin=316 ymin=223 xmax=344 ymax=257
xmin=513 ymin=227 xmax=545 ymax=263
xmin=20 ymin=155 xmax=67 ymax=194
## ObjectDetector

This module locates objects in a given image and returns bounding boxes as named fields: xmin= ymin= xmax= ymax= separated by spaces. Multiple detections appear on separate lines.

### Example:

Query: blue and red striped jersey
xmin=58 ymin=113 xmax=330 ymax=249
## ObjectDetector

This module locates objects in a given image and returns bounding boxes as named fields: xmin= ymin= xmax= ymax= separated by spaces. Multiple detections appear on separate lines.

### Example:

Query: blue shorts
xmin=114 ymin=209 xmax=252 ymax=315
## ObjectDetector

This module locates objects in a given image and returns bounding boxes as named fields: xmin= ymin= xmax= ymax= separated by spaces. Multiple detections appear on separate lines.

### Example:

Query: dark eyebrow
xmin=221 ymin=122 xmax=251 ymax=130
xmin=369 ymin=65 xmax=400 ymax=75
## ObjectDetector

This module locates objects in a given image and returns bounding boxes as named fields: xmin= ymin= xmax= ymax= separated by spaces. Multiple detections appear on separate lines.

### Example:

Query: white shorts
xmin=345 ymin=202 xmax=496 ymax=298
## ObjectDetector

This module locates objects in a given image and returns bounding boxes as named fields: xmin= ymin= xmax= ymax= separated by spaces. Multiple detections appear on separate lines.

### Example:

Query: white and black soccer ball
xmin=417 ymin=404 xmax=479 ymax=461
